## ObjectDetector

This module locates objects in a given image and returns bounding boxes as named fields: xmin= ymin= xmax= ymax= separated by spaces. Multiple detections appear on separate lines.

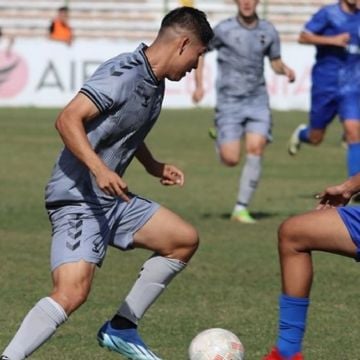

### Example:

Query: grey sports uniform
xmin=45 ymin=44 xmax=164 ymax=270
xmin=209 ymin=17 xmax=281 ymax=144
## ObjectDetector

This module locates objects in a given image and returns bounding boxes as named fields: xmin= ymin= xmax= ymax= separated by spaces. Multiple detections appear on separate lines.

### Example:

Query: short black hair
xmin=58 ymin=6 xmax=69 ymax=12
xmin=160 ymin=7 xmax=213 ymax=46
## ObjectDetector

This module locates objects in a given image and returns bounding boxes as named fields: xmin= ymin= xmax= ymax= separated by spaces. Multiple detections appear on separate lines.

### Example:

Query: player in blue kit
xmin=0 ymin=7 xmax=213 ymax=360
xmin=288 ymin=0 xmax=360 ymax=178
xmin=264 ymin=172 xmax=360 ymax=360
xmin=193 ymin=0 xmax=295 ymax=224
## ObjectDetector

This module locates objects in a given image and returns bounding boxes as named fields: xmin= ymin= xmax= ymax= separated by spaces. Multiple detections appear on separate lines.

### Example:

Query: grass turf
xmin=0 ymin=107 xmax=357 ymax=359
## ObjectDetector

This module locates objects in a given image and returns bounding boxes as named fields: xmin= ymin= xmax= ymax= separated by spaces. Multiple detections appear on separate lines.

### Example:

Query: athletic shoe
xmin=97 ymin=321 xmax=162 ymax=360
xmin=288 ymin=124 xmax=307 ymax=156
xmin=263 ymin=347 xmax=304 ymax=360
xmin=208 ymin=127 xmax=217 ymax=140
xmin=0 ymin=356 xmax=10 ymax=360
xmin=231 ymin=209 xmax=256 ymax=224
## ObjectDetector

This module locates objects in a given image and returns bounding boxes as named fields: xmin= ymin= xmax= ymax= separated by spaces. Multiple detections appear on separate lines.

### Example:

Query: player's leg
xmin=1 ymin=206 xmax=107 ymax=360
xmin=265 ymin=208 xmax=357 ymax=360
xmin=288 ymin=88 xmax=335 ymax=155
xmin=339 ymin=85 xmax=360 ymax=178
xmin=214 ymin=99 xmax=244 ymax=167
xmin=218 ymin=139 xmax=242 ymax=166
xmin=98 ymin=199 xmax=196 ymax=359
xmin=232 ymin=97 xmax=270 ymax=223
xmin=340 ymin=91 xmax=360 ymax=177
xmin=1 ymin=261 xmax=96 ymax=360
xmin=231 ymin=132 xmax=267 ymax=224
xmin=343 ymin=120 xmax=360 ymax=177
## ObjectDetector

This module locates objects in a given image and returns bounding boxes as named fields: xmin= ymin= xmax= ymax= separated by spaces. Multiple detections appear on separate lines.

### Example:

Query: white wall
xmin=0 ymin=38 xmax=315 ymax=110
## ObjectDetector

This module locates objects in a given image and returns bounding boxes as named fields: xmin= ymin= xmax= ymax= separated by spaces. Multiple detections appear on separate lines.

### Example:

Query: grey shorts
xmin=215 ymin=94 xmax=272 ymax=146
xmin=47 ymin=195 xmax=160 ymax=271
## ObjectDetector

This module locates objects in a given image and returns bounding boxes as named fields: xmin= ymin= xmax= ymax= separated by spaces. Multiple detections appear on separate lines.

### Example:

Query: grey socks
xmin=237 ymin=154 xmax=262 ymax=207
xmin=2 ymin=297 xmax=67 ymax=360
xmin=117 ymin=255 xmax=186 ymax=324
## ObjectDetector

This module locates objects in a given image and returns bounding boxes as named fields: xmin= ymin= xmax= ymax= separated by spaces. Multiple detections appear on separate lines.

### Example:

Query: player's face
xmin=236 ymin=0 xmax=259 ymax=18
xmin=169 ymin=38 xmax=207 ymax=81
xmin=344 ymin=0 xmax=360 ymax=9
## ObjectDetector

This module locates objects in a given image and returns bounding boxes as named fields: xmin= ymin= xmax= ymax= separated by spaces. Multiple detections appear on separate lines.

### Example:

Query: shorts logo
xmin=0 ymin=50 xmax=28 ymax=98
xmin=66 ymin=217 xmax=83 ymax=251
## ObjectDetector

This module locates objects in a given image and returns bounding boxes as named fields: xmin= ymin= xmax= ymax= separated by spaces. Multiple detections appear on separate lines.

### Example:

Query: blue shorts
xmin=337 ymin=206 xmax=360 ymax=261
xmin=47 ymin=194 xmax=160 ymax=271
xmin=310 ymin=87 xmax=360 ymax=130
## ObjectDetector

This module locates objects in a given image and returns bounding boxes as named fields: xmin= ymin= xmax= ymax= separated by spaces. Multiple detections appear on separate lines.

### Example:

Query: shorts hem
xmin=51 ymin=257 xmax=101 ymax=272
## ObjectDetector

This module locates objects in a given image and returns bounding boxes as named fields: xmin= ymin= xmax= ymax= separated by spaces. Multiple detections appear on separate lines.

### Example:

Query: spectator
xmin=49 ymin=6 xmax=73 ymax=46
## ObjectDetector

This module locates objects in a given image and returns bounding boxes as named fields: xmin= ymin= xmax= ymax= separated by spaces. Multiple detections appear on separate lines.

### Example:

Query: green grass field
xmin=0 ymin=107 xmax=358 ymax=360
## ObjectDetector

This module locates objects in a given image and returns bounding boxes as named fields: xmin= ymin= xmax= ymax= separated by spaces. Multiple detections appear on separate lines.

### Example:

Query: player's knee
xmin=182 ymin=224 xmax=200 ymax=252
xmin=173 ymin=225 xmax=199 ymax=261
xmin=52 ymin=286 xmax=90 ymax=314
xmin=278 ymin=218 xmax=298 ymax=255
xmin=309 ymin=133 xmax=323 ymax=145
xmin=221 ymin=155 xmax=239 ymax=167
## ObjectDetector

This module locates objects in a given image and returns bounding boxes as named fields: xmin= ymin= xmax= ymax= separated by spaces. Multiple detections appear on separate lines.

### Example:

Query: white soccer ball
xmin=188 ymin=328 xmax=245 ymax=360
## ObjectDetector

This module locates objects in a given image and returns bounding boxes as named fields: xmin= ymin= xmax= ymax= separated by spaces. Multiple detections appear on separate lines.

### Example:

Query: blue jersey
xmin=304 ymin=3 xmax=360 ymax=90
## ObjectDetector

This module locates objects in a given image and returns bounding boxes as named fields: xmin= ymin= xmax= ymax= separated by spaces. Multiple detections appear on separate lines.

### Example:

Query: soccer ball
xmin=188 ymin=328 xmax=244 ymax=360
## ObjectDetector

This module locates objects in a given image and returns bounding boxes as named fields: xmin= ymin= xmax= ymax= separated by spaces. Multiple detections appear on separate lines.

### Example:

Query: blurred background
xmin=0 ymin=0 xmax=329 ymax=109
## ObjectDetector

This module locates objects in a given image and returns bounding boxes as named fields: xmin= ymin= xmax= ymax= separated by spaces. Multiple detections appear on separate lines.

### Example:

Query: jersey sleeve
xmin=80 ymin=58 xmax=133 ymax=113
xmin=267 ymin=23 xmax=281 ymax=60
xmin=304 ymin=7 xmax=328 ymax=34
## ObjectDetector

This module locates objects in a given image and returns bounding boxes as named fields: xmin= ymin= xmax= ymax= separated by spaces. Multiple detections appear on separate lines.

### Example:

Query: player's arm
xmin=298 ymin=31 xmax=350 ymax=48
xmin=55 ymin=92 xmax=130 ymax=200
xmin=316 ymin=173 xmax=360 ymax=209
xmin=192 ymin=55 xmax=205 ymax=103
xmin=270 ymin=58 xmax=296 ymax=83
xmin=135 ymin=142 xmax=184 ymax=186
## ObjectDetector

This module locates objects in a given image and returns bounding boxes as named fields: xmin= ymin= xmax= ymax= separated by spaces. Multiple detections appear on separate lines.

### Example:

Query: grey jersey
xmin=209 ymin=17 xmax=281 ymax=98
xmin=45 ymin=44 xmax=165 ymax=206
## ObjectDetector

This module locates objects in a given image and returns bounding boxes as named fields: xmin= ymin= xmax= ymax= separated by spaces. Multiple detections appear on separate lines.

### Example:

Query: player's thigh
xmin=243 ymin=96 xmax=272 ymax=148
xmin=133 ymin=206 xmax=198 ymax=256
xmin=244 ymin=132 xmax=267 ymax=155
xmin=339 ymin=89 xmax=360 ymax=126
xmin=218 ymin=139 xmax=242 ymax=165
xmin=343 ymin=120 xmax=360 ymax=143
xmin=51 ymin=260 xmax=96 ymax=297
xmin=280 ymin=208 xmax=356 ymax=258
xmin=309 ymin=88 xmax=337 ymax=130
xmin=215 ymin=102 xmax=245 ymax=164
xmin=48 ymin=205 xmax=111 ymax=271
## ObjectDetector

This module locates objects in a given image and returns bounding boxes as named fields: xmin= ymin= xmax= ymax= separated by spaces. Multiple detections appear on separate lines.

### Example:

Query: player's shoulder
xmin=214 ymin=17 xmax=238 ymax=32
xmin=101 ymin=50 xmax=145 ymax=82
xmin=315 ymin=3 xmax=338 ymax=16
xmin=258 ymin=19 xmax=279 ymax=36
xmin=258 ymin=19 xmax=277 ymax=31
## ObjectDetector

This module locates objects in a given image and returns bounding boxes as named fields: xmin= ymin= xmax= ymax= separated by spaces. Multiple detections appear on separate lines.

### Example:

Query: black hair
xmin=160 ymin=7 xmax=213 ymax=45
xmin=58 ymin=6 xmax=69 ymax=12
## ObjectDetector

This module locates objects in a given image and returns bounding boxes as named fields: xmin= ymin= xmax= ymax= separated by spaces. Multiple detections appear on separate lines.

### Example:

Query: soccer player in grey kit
xmin=193 ymin=0 xmax=295 ymax=223
xmin=0 ymin=7 xmax=213 ymax=360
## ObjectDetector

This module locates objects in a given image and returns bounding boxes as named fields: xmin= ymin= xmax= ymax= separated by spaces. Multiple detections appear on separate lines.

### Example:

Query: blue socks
xmin=347 ymin=142 xmax=360 ymax=177
xmin=276 ymin=294 xmax=309 ymax=357
xmin=298 ymin=127 xmax=310 ymax=143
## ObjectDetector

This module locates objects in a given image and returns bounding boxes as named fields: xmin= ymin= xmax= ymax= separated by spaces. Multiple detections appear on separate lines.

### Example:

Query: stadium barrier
xmin=0 ymin=38 xmax=315 ymax=110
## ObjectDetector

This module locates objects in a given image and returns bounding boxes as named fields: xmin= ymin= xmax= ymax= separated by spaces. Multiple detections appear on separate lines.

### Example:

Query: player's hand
xmin=315 ymin=183 xmax=352 ymax=210
xmin=333 ymin=33 xmax=350 ymax=47
xmin=192 ymin=87 xmax=205 ymax=104
xmin=160 ymin=164 xmax=184 ymax=186
xmin=94 ymin=166 xmax=130 ymax=201
xmin=285 ymin=67 xmax=296 ymax=83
